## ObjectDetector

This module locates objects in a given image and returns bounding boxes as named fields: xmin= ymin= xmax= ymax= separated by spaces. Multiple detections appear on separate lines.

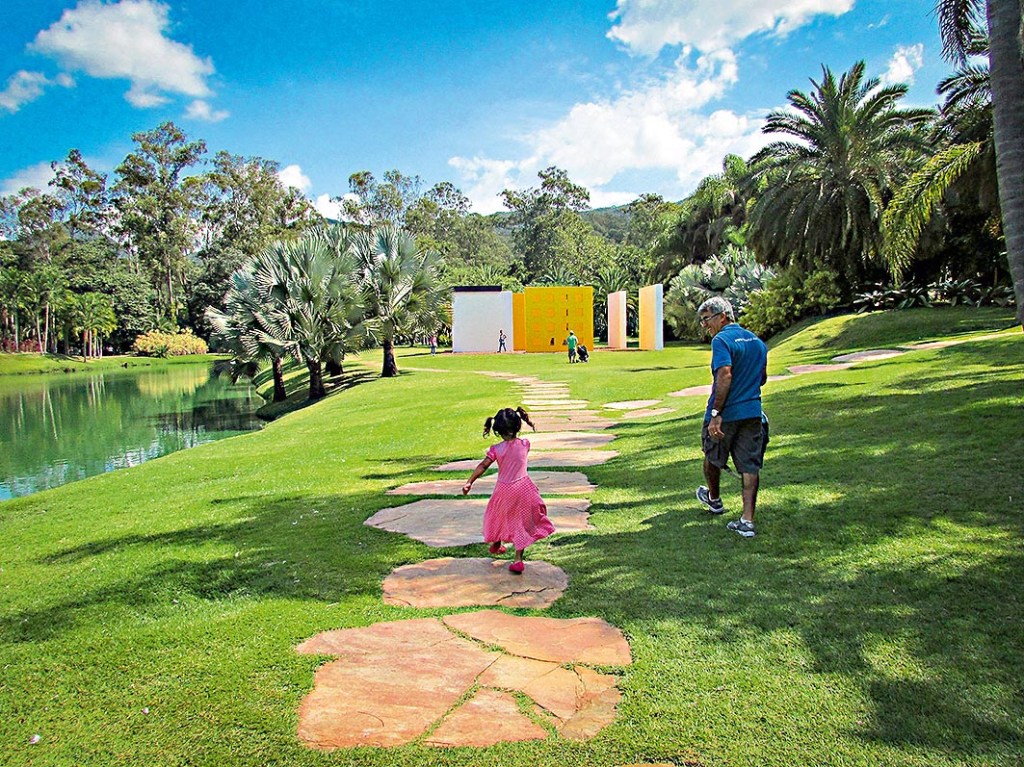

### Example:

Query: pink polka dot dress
xmin=482 ymin=438 xmax=555 ymax=551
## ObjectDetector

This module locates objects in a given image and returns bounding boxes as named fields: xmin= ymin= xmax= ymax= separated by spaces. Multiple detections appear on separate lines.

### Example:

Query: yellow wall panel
xmin=523 ymin=286 xmax=593 ymax=353
xmin=512 ymin=293 xmax=526 ymax=350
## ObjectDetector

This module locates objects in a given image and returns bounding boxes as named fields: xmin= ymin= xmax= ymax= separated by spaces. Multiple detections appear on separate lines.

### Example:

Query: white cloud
xmin=185 ymin=99 xmax=229 ymax=122
xmin=881 ymin=44 xmax=925 ymax=87
xmin=607 ymin=0 xmax=856 ymax=55
xmin=30 ymin=0 xmax=220 ymax=110
xmin=0 ymin=70 xmax=73 ymax=113
xmin=314 ymin=194 xmax=343 ymax=220
xmin=1 ymin=162 xmax=56 ymax=195
xmin=278 ymin=164 xmax=311 ymax=193
xmin=450 ymin=49 xmax=773 ymax=212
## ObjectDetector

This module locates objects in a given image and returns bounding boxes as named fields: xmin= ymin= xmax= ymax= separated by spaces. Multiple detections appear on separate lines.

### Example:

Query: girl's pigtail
xmin=517 ymin=407 xmax=536 ymax=432
xmin=482 ymin=416 xmax=494 ymax=437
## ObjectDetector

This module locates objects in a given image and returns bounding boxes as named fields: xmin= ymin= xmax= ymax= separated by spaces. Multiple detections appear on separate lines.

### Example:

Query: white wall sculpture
xmin=607 ymin=291 xmax=627 ymax=349
xmin=452 ymin=289 xmax=514 ymax=353
xmin=639 ymin=283 xmax=664 ymax=351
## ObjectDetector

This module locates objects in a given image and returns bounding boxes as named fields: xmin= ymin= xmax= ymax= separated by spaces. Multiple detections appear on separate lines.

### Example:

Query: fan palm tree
xmin=73 ymin=292 xmax=116 ymax=360
xmin=935 ymin=0 xmax=1024 ymax=326
xmin=206 ymin=264 xmax=289 ymax=402
xmin=256 ymin=226 xmax=365 ymax=399
xmin=748 ymin=61 xmax=933 ymax=292
xmin=351 ymin=225 xmax=443 ymax=377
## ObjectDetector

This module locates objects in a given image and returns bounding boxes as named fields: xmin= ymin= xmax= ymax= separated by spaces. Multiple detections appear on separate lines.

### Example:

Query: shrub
xmin=132 ymin=329 xmax=208 ymax=357
xmin=741 ymin=272 xmax=802 ymax=338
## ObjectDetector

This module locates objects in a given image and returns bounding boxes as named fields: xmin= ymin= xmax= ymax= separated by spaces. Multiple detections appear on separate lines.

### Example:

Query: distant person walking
xmin=694 ymin=296 xmax=769 ymax=538
xmin=429 ymin=334 xmax=437 ymax=355
xmin=565 ymin=330 xmax=578 ymax=363
xmin=498 ymin=329 xmax=508 ymax=352
xmin=462 ymin=407 xmax=554 ymax=573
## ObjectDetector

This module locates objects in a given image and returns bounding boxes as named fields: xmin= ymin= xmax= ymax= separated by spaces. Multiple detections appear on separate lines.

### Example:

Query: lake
xmin=0 ymin=363 xmax=263 ymax=500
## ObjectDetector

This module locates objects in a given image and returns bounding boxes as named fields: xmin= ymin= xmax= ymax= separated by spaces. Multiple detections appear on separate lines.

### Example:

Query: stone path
xmin=297 ymin=371 xmax=645 ymax=750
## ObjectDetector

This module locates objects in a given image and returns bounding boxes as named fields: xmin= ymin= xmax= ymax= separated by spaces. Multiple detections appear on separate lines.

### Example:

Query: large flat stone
xmin=522 ymin=400 xmax=590 ymax=408
xmin=603 ymin=399 xmax=661 ymax=409
xmin=532 ymin=416 xmax=616 ymax=431
xmin=295 ymin=618 xmax=499 ymax=748
xmin=434 ymin=450 xmax=618 ymax=471
xmin=382 ymin=557 xmax=568 ymax=608
xmin=788 ymin=362 xmax=855 ymax=374
xmin=619 ymin=407 xmax=675 ymax=419
xmin=667 ymin=384 xmax=712 ymax=398
xmin=443 ymin=610 xmax=633 ymax=666
xmin=295 ymin=611 xmax=632 ymax=749
xmin=831 ymin=349 xmax=906 ymax=363
xmin=364 ymin=498 xmax=593 ymax=547
xmin=424 ymin=689 xmax=547 ymax=747
xmin=387 ymin=471 xmax=595 ymax=496
xmin=526 ymin=431 xmax=617 ymax=449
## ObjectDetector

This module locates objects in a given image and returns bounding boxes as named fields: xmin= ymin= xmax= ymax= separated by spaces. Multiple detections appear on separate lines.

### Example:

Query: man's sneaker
xmin=696 ymin=486 xmax=725 ymax=514
xmin=727 ymin=518 xmax=756 ymax=537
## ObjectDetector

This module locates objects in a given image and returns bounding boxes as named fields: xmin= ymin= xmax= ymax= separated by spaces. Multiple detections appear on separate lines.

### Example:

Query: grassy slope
xmin=1 ymin=311 xmax=1022 ymax=767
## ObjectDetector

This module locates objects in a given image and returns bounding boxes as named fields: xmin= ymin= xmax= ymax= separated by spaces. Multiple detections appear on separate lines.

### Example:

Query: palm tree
xmin=73 ymin=292 xmax=116 ymax=360
xmin=883 ymin=41 xmax=998 ymax=274
xmin=351 ymin=226 xmax=443 ymax=377
xmin=935 ymin=0 xmax=1024 ymax=326
xmin=256 ymin=226 xmax=365 ymax=399
xmin=206 ymin=264 xmax=289 ymax=403
xmin=748 ymin=62 xmax=933 ymax=292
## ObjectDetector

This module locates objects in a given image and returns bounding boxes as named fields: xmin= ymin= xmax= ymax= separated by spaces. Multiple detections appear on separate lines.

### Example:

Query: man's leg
xmin=703 ymin=458 xmax=722 ymax=501
xmin=740 ymin=472 xmax=759 ymax=522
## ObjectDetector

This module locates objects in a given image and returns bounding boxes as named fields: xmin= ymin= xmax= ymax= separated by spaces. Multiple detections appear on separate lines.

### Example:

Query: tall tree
xmin=338 ymin=169 xmax=423 ymax=227
xmin=748 ymin=62 xmax=933 ymax=293
xmin=936 ymin=0 xmax=1024 ymax=326
xmin=50 ymin=149 xmax=110 ymax=239
xmin=352 ymin=226 xmax=443 ymax=377
xmin=113 ymin=122 xmax=207 ymax=323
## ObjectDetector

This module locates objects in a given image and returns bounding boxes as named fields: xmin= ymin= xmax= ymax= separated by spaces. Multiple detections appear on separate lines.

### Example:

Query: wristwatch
xmin=710 ymin=409 xmax=720 ymax=418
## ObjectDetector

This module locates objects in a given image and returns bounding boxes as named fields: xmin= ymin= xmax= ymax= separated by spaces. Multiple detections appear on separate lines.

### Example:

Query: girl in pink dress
xmin=462 ymin=407 xmax=555 ymax=573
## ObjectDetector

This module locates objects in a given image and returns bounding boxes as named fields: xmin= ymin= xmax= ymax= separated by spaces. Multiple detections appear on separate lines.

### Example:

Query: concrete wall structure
xmin=639 ymin=283 xmax=664 ymax=351
xmin=522 ymin=286 xmax=593 ymax=353
xmin=452 ymin=290 xmax=514 ymax=353
xmin=607 ymin=291 xmax=627 ymax=350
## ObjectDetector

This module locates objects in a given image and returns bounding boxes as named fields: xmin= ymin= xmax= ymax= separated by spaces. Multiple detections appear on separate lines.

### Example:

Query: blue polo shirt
xmin=705 ymin=323 xmax=767 ymax=422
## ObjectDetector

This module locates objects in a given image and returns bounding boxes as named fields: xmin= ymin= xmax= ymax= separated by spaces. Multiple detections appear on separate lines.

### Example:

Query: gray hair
xmin=696 ymin=295 xmax=735 ymax=321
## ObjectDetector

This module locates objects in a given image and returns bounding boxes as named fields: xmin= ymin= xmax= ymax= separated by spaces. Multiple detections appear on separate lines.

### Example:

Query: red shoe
xmin=488 ymin=542 xmax=507 ymax=554
xmin=508 ymin=561 xmax=525 ymax=574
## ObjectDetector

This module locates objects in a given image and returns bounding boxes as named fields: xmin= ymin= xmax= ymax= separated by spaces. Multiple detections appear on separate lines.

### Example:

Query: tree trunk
xmin=82 ymin=331 xmax=88 ymax=362
xmin=306 ymin=359 xmax=326 ymax=399
xmin=43 ymin=302 xmax=50 ymax=353
xmin=272 ymin=356 xmax=287 ymax=402
xmin=325 ymin=357 xmax=343 ymax=376
xmin=381 ymin=338 xmax=399 ymax=377
xmin=988 ymin=0 xmax=1024 ymax=328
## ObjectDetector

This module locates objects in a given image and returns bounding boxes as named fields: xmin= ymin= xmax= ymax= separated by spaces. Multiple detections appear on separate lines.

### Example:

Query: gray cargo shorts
xmin=701 ymin=416 xmax=769 ymax=474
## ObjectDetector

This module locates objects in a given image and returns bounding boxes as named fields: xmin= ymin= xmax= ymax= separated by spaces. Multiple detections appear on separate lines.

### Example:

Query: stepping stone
xmin=667 ymin=384 xmax=712 ymax=397
xmin=364 ymin=498 xmax=592 ymax=547
xmin=831 ymin=349 xmax=906 ymax=363
xmin=603 ymin=399 xmax=662 ymax=410
xmin=423 ymin=688 xmax=547 ymax=747
xmin=433 ymin=449 xmax=618 ymax=471
xmin=522 ymin=401 xmax=591 ymax=410
xmin=527 ymin=431 xmax=617 ymax=449
xmin=387 ymin=471 xmax=595 ymax=496
xmin=382 ymin=557 xmax=568 ymax=608
xmin=619 ymin=407 xmax=675 ymax=419
xmin=443 ymin=610 xmax=633 ymax=666
xmin=521 ymin=398 xmax=578 ymax=405
xmin=532 ymin=417 xmax=616 ymax=431
xmin=295 ymin=611 xmax=632 ymax=749
xmin=295 ymin=618 xmax=499 ymax=748
xmin=788 ymin=363 xmax=854 ymax=374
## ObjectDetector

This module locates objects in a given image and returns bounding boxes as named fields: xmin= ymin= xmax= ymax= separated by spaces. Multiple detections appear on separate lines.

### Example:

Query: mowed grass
xmin=1 ymin=311 xmax=1022 ymax=767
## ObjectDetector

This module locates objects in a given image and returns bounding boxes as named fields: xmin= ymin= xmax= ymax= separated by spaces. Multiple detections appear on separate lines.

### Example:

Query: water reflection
xmin=0 ymin=364 xmax=262 ymax=499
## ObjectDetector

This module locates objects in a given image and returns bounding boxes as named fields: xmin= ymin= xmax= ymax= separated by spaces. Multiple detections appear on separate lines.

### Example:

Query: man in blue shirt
xmin=694 ymin=296 xmax=768 ymax=537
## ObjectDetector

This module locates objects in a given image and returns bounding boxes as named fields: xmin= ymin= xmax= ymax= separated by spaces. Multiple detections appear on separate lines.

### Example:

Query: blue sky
xmin=2 ymin=0 xmax=952 ymax=215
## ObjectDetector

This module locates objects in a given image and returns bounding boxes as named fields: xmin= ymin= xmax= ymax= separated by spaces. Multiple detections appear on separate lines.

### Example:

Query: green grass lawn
xmin=2 ymin=311 xmax=1022 ymax=767
xmin=0 ymin=352 xmax=222 ymax=376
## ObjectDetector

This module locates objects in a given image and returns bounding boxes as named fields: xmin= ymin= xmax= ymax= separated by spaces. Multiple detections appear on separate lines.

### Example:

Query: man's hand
xmin=708 ymin=415 xmax=724 ymax=440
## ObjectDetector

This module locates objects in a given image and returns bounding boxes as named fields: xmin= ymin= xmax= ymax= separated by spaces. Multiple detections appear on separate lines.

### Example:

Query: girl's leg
xmin=509 ymin=549 xmax=525 ymax=573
